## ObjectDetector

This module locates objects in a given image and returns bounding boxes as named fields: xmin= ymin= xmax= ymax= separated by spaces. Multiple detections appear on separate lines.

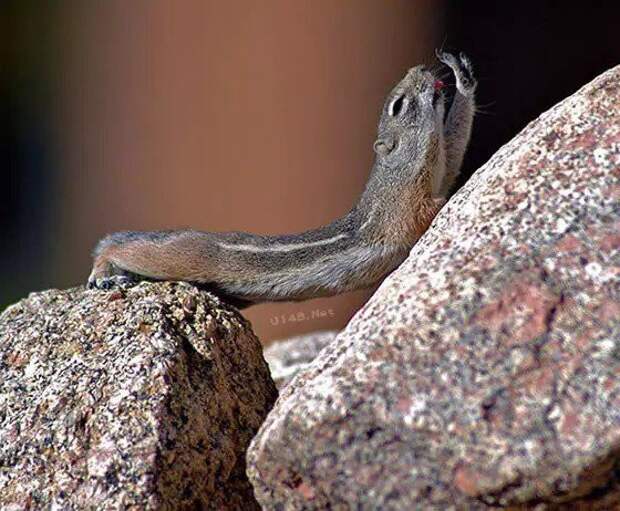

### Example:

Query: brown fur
xmin=88 ymin=51 xmax=476 ymax=307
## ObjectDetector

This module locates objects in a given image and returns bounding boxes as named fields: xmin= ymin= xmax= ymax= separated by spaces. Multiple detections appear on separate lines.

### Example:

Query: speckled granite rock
xmin=0 ymin=282 xmax=277 ymax=510
xmin=248 ymin=66 xmax=620 ymax=509
xmin=264 ymin=331 xmax=338 ymax=389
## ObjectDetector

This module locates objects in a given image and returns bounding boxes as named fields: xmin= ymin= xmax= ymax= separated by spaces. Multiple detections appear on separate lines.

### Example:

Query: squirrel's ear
xmin=373 ymin=136 xmax=396 ymax=156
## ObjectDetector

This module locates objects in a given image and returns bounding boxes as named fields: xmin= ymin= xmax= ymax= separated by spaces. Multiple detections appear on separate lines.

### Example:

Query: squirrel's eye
xmin=388 ymin=94 xmax=407 ymax=117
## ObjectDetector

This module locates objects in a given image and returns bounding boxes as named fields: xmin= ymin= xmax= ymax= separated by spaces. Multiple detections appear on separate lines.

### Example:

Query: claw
xmin=435 ymin=49 xmax=476 ymax=96
xmin=435 ymin=49 xmax=456 ymax=66
xmin=88 ymin=274 xmax=137 ymax=291
xmin=100 ymin=279 xmax=114 ymax=290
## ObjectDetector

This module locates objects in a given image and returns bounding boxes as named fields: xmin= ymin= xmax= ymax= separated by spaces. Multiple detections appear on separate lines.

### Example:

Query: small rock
xmin=0 ymin=281 xmax=277 ymax=510
xmin=264 ymin=331 xmax=338 ymax=389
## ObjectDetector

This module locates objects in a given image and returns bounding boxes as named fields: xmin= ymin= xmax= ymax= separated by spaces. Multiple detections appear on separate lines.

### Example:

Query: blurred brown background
xmin=3 ymin=2 xmax=619 ymax=343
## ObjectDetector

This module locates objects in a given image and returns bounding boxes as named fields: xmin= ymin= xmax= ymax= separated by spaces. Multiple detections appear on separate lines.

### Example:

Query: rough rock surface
xmin=0 ymin=282 xmax=277 ymax=510
xmin=248 ymin=66 xmax=620 ymax=509
xmin=264 ymin=331 xmax=338 ymax=389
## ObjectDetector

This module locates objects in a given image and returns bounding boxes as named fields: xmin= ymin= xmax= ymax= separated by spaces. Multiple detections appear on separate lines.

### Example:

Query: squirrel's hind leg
xmin=87 ymin=231 xmax=150 ymax=288
xmin=87 ymin=230 xmax=210 ymax=290
xmin=87 ymin=257 xmax=139 ymax=290
xmin=88 ymin=231 xmax=256 ymax=309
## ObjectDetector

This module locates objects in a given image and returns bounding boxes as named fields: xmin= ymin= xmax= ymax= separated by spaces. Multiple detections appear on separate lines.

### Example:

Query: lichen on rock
xmin=0 ymin=281 xmax=277 ymax=510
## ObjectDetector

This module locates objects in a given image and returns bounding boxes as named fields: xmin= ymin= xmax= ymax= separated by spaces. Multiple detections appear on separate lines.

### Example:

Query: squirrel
xmin=87 ymin=50 xmax=476 ymax=309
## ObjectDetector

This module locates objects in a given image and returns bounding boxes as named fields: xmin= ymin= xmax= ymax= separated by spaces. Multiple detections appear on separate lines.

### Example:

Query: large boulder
xmin=0 ymin=282 xmax=277 ymax=510
xmin=248 ymin=66 xmax=620 ymax=509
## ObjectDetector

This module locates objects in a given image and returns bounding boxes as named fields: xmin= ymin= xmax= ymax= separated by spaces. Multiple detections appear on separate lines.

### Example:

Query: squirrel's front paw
xmin=88 ymin=274 xmax=137 ymax=290
xmin=435 ymin=50 xmax=476 ymax=96
xmin=87 ymin=258 xmax=137 ymax=290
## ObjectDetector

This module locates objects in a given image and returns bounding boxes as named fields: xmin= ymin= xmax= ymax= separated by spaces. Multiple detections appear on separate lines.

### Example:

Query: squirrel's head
xmin=373 ymin=64 xmax=445 ymax=168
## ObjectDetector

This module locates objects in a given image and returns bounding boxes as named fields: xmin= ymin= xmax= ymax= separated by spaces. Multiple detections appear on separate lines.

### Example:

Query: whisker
xmin=437 ymin=35 xmax=448 ymax=55
xmin=476 ymin=100 xmax=496 ymax=109
xmin=474 ymin=101 xmax=496 ymax=116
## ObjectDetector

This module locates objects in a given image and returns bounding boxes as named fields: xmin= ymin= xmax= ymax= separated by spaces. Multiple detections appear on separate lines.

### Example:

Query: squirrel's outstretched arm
xmin=88 ymin=198 xmax=441 ymax=308
xmin=88 ymin=51 xmax=474 ymax=307
xmin=436 ymin=50 xmax=477 ymax=197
